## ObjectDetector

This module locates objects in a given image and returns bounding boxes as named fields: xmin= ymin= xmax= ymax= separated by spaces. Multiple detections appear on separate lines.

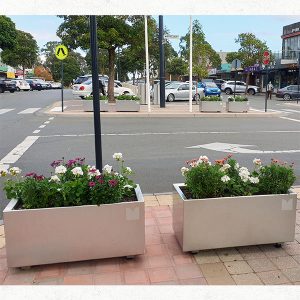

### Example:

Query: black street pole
xmin=61 ymin=61 xmax=64 ymax=112
xmin=89 ymin=15 xmax=102 ymax=170
xmin=159 ymin=15 xmax=165 ymax=108
xmin=265 ymin=66 xmax=269 ymax=112
xmin=298 ymin=52 xmax=300 ymax=104
xmin=233 ymin=60 xmax=237 ymax=97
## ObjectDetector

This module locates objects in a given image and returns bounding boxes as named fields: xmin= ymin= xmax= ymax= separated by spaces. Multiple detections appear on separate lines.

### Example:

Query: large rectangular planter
xmin=81 ymin=100 xmax=109 ymax=112
xmin=200 ymin=101 xmax=223 ymax=112
xmin=226 ymin=101 xmax=249 ymax=113
xmin=173 ymin=183 xmax=297 ymax=252
xmin=3 ymin=185 xmax=145 ymax=268
xmin=116 ymin=100 xmax=140 ymax=112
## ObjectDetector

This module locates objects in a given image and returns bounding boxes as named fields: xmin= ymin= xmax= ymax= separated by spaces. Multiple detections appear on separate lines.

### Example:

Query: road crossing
xmin=0 ymin=107 xmax=41 ymax=115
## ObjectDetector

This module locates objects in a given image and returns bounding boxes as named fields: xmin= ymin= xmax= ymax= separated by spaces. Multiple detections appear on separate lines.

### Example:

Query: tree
xmin=166 ymin=57 xmax=188 ymax=80
xmin=1 ymin=30 xmax=38 ymax=78
xmin=0 ymin=16 xmax=17 ymax=50
xmin=57 ymin=16 xmax=133 ymax=103
xmin=232 ymin=33 xmax=270 ymax=93
xmin=34 ymin=65 xmax=53 ymax=81
xmin=180 ymin=20 xmax=221 ymax=80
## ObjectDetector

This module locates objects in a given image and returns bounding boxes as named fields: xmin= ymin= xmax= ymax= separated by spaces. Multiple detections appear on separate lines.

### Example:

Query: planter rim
xmin=173 ymin=183 xmax=296 ymax=202
xmin=4 ymin=184 xmax=143 ymax=213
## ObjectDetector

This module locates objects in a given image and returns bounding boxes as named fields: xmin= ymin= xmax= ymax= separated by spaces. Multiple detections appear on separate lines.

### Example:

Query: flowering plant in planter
xmin=181 ymin=155 xmax=296 ymax=199
xmin=2 ymin=153 xmax=136 ymax=209
xmin=200 ymin=95 xmax=221 ymax=101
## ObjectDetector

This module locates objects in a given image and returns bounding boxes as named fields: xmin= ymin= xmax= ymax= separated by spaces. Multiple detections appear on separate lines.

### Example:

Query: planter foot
xmin=126 ymin=255 xmax=135 ymax=259
xmin=274 ymin=243 xmax=282 ymax=248
xmin=190 ymin=251 xmax=199 ymax=254
xmin=20 ymin=266 xmax=31 ymax=270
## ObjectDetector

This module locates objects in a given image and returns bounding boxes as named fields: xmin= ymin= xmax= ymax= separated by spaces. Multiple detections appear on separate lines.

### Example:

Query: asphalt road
xmin=1 ymin=89 xmax=300 ymax=219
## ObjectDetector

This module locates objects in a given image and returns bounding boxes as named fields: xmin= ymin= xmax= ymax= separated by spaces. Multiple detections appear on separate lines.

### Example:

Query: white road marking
xmin=44 ymin=121 xmax=50 ymax=124
xmin=33 ymin=130 xmax=40 ymax=134
xmin=49 ymin=117 xmax=54 ymax=120
xmin=282 ymin=109 xmax=300 ymax=114
xmin=39 ymin=125 xmax=46 ymax=128
xmin=18 ymin=108 xmax=40 ymax=114
xmin=50 ymin=106 xmax=67 ymax=112
xmin=0 ymin=108 xmax=14 ymax=115
xmin=0 ymin=136 xmax=40 ymax=164
xmin=0 ymin=164 xmax=9 ymax=172
xmin=186 ymin=142 xmax=300 ymax=154
xmin=38 ymin=130 xmax=300 ymax=138
xmin=280 ymin=117 xmax=300 ymax=123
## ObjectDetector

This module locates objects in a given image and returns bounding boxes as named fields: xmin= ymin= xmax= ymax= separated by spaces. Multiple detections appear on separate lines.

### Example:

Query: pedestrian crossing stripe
xmin=18 ymin=108 xmax=41 ymax=114
xmin=0 ymin=108 xmax=14 ymax=115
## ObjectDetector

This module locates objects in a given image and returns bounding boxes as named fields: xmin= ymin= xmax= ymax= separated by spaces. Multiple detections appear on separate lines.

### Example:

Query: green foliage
xmin=181 ymin=156 xmax=296 ymax=199
xmin=85 ymin=95 xmax=108 ymax=100
xmin=116 ymin=95 xmax=140 ymax=101
xmin=3 ymin=155 xmax=137 ymax=209
xmin=225 ymin=52 xmax=241 ymax=64
xmin=0 ymin=16 xmax=17 ymax=50
xmin=1 ymin=30 xmax=38 ymax=73
xmin=258 ymin=160 xmax=296 ymax=194
xmin=201 ymin=96 xmax=221 ymax=101
xmin=228 ymin=95 xmax=248 ymax=102
xmin=180 ymin=20 xmax=221 ymax=80
xmin=166 ymin=57 xmax=188 ymax=77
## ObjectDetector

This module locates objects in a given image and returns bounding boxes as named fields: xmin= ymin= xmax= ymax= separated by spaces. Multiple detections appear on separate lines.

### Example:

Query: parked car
xmin=221 ymin=81 xmax=260 ymax=95
xmin=73 ymin=74 xmax=108 ymax=85
xmin=0 ymin=79 xmax=17 ymax=93
xmin=34 ymin=79 xmax=48 ymax=90
xmin=214 ymin=79 xmax=227 ymax=89
xmin=72 ymin=79 xmax=134 ymax=99
xmin=26 ymin=79 xmax=42 ymax=91
xmin=203 ymin=82 xmax=221 ymax=96
xmin=49 ymin=81 xmax=62 ymax=89
xmin=10 ymin=79 xmax=30 ymax=91
xmin=165 ymin=82 xmax=204 ymax=102
xmin=276 ymin=85 xmax=300 ymax=100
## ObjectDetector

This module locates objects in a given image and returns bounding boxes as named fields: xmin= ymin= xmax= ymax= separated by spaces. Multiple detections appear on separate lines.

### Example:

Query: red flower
xmin=108 ymin=179 xmax=118 ymax=187
xmin=89 ymin=182 xmax=96 ymax=187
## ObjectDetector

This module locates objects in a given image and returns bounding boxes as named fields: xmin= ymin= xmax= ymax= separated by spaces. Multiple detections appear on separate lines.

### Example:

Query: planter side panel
xmin=172 ymin=190 xmax=184 ymax=249
xmin=180 ymin=192 xmax=296 ymax=252
xmin=82 ymin=100 xmax=109 ymax=112
xmin=227 ymin=102 xmax=249 ymax=112
xmin=200 ymin=101 xmax=222 ymax=112
xmin=116 ymin=100 xmax=140 ymax=112
xmin=4 ymin=201 xmax=145 ymax=267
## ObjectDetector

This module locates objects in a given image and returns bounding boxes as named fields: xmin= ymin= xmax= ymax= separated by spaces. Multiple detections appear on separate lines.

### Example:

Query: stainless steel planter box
xmin=226 ymin=101 xmax=249 ymax=112
xmin=116 ymin=100 xmax=140 ymax=112
xmin=3 ymin=185 xmax=145 ymax=268
xmin=81 ymin=100 xmax=109 ymax=112
xmin=200 ymin=101 xmax=222 ymax=112
xmin=173 ymin=183 xmax=297 ymax=252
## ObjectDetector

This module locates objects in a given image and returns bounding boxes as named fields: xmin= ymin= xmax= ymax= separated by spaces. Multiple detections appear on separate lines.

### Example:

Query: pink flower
xmin=98 ymin=179 xmax=104 ymax=184
xmin=108 ymin=179 xmax=118 ymax=187
xmin=89 ymin=182 xmax=96 ymax=187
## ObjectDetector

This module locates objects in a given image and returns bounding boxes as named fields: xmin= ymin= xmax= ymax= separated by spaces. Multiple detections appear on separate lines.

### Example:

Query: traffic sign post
xmin=231 ymin=59 xmax=241 ymax=98
xmin=55 ymin=45 xmax=69 ymax=112
xmin=263 ymin=51 xmax=270 ymax=112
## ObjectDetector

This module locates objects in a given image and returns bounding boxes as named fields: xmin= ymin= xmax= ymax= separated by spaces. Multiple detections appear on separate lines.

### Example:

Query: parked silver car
xmin=165 ymin=82 xmax=204 ymax=102
xmin=221 ymin=81 xmax=260 ymax=95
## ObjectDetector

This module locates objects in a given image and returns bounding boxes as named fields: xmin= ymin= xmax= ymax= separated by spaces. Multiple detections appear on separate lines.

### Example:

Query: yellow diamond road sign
xmin=55 ymin=45 xmax=68 ymax=60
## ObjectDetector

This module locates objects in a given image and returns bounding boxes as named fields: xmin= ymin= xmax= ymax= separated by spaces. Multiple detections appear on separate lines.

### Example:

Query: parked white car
xmin=221 ymin=81 xmax=260 ymax=95
xmin=11 ymin=79 xmax=30 ymax=91
xmin=165 ymin=82 xmax=204 ymax=102
xmin=72 ymin=79 xmax=134 ymax=99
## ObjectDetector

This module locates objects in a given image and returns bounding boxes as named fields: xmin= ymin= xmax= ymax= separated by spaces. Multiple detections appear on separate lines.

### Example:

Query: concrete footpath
xmin=45 ymin=100 xmax=282 ymax=118
xmin=0 ymin=187 xmax=300 ymax=285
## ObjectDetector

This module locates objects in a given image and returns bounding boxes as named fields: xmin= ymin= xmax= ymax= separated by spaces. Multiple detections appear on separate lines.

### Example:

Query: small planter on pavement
xmin=116 ymin=100 xmax=140 ymax=112
xmin=81 ymin=100 xmax=109 ymax=112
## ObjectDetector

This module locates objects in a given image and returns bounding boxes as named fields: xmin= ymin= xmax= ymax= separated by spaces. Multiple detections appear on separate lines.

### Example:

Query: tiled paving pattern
xmin=0 ymin=189 xmax=300 ymax=285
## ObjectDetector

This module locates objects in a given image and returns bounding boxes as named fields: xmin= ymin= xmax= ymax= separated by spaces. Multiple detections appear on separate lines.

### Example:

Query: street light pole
xmin=298 ymin=52 xmax=300 ymax=104
xmin=144 ymin=15 xmax=151 ymax=113
xmin=265 ymin=65 xmax=269 ymax=112
xmin=89 ymin=15 xmax=102 ymax=170
xmin=189 ymin=16 xmax=193 ymax=113
xmin=159 ymin=15 xmax=165 ymax=108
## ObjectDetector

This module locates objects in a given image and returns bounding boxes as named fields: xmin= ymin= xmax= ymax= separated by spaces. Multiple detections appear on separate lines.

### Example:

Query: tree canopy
xmin=0 ymin=16 xmax=17 ymax=51
xmin=1 ymin=30 xmax=38 ymax=77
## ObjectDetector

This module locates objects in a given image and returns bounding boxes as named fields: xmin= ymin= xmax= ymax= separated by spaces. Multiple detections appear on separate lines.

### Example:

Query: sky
xmin=7 ymin=15 xmax=300 ymax=55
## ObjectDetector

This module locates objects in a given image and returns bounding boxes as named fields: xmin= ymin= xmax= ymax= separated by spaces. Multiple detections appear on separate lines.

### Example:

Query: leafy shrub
xmin=2 ymin=153 xmax=137 ymax=209
xmin=116 ymin=95 xmax=140 ymax=101
xmin=228 ymin=95 xmax=248 ymax=102
xmin=181 ymin=156 xmax=296 ymax=199
xmin=201 ymin=96 xmax=221 ymax=101
xmin=85 ymin=95 xmax=108 ymax=100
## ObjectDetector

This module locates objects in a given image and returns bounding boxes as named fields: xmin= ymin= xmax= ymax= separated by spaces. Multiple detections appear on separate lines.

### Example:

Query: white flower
xmin=124 ymin=167 xmax=133 ymax=174
xmin=57 ymin=188 xmax=62 ymax=192
xmin=88 ymin=167 xmax=101 ymax=178
xmin=9 ymin=167 xmax=21 ymax=175
xmin=253 ymin=158 xmax=262 ymax=166
xmin=198 ymin=156 xmax=209 ymax=164
xmin=249 ymin=176 xmax=259 ymax=184
xmin=181 ymin=167 xmax=189 ymax=176
xmin=220 ymin=163 xmax=231 ymax=172
xmin=55 ymin=165 xmax=67 ymax=174
xmin=49 ymin=175 xmax=60 ymax=182
xmin=1 ymin=169 xmax=8 ymax=177
xmin=234 ymin=163 xmax=240 ymax=170
xmin=221 ymin=175 xmax=230 ymax=183
xmin=113 ymin=153 xmax=123 ymax=161
xmin=103 ymin=164 xmax=113 ymax=174
xmin=124 ymin=184 xmax=133 ymax=189
xmin=71 ymin=167 xmax=83 ymax=176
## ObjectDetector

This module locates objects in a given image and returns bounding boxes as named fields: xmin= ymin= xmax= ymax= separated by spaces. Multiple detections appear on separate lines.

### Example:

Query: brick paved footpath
xmin=0 ymin=188 xmax=300 ymax=285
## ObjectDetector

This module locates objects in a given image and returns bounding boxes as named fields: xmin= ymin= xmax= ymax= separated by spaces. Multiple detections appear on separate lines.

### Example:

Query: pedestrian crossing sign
xmin=55 ymin=45 xmax=68 ymax=60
